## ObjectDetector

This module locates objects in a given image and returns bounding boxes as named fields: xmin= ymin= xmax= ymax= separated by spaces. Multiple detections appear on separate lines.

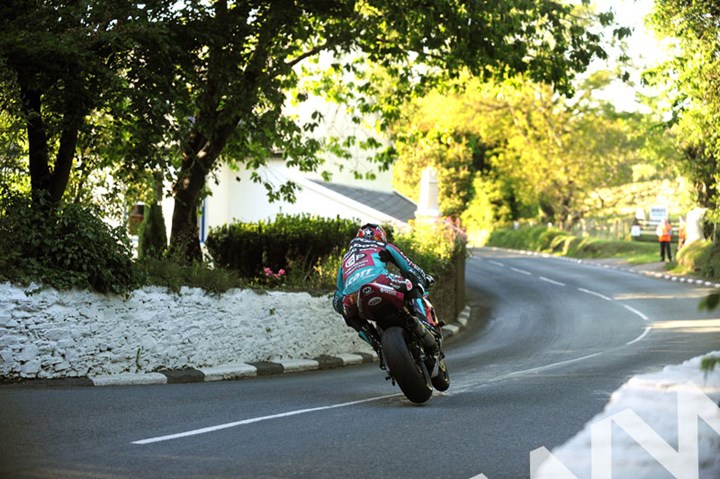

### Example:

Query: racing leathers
xmin=332 ymin=237 xmax=438 ymax=354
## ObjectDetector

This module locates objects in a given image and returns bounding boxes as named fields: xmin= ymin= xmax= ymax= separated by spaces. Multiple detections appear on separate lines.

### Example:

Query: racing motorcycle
xmin=356 ymin=280 xmax=450 ymax=403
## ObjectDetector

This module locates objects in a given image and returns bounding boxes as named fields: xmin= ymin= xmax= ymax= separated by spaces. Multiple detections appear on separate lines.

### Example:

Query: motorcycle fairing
xmin=357 ymin=282 xmax=406 ymax=324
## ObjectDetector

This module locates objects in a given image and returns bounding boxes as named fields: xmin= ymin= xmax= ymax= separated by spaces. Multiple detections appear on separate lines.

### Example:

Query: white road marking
xmin=510 ymin=267 xmax=532 ymax=276
xmin=621 ymin=304 xmax=650 ymax=321
xmin=132 ymin=393 xmax=399 ymax=445
xmin=506 ymin=352 xmax=604 ymax=376
xmin=577 ymin=287 xmax=612 ymax=301
xmin=539 ymin=276 xmax=565 ymax=286
xmin=626 ymin=327 xmax=651 ymax=346
xmin=488 ymin=260 xmax=505 ymax=267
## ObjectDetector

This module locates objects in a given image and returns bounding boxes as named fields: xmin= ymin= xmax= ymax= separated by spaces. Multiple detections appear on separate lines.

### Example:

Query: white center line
xmin=488 ymin=260 xmax=505 ymax=267
xmin=507 ymin=352 xmax=604 ymax=376
xmin=132 ymin=393 xmax=399 ymax=445
xmin=510 ymin=267 xmax=532 ymax=276
xmin=539 ymin=276 xmax=565 ymax=286
xmin=621 ymin=303 xmax=650 ymax=321
xmin=577 ymin=287 xmax=612 ymax=301
xmin=626 ymin=326 xmax=652 ymax=345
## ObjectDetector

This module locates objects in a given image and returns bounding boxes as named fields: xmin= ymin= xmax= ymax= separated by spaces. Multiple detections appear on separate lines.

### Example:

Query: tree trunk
xmin=168 ymin=152 xmax=207 ymax=264
xmin=22 ymin=84 xmax=82 ymax=206
xmin=23 ymin=87 xmax=51 ymax=204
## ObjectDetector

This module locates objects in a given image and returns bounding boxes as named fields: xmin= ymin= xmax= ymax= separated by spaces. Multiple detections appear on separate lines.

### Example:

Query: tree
xmin=645 ymin=0 xmax=720 ymax=213
xmin=1 ymin=0 xmax=618 ymax=264
xmin=159 ymin=0 xmax=616 ymax=263
xmin=0 ymin=0 xmax=169 ymax=207
xmin=391 ymin=72 xmax=673 ymax=237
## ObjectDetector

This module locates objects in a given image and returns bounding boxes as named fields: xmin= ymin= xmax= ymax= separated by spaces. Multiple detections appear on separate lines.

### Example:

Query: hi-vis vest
xmin=657 ymin=222 xmax=672 ymax=242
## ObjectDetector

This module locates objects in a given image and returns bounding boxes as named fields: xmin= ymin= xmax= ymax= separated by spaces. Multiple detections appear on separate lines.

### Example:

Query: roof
xmin=310 ymin=180 xmax=417 ymax=223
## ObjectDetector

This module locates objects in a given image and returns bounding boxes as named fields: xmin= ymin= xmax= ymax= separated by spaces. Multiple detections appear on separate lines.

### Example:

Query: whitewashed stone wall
xmin=0 ymin=282 xmax=369 ymax=379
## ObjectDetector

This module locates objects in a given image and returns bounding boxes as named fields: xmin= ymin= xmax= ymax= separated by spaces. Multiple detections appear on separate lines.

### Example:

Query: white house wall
xmin=171 ymin=161 xmax=400 ymax=240
xmin=159 ymin=162 xmax=401 ymax=243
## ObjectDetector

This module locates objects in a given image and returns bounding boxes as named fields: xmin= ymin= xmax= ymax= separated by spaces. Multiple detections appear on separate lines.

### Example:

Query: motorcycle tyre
xmin=431 ymin=356 xmax=450 ymax=392
xmin=381 ymin=326 xmax=433 ymax=404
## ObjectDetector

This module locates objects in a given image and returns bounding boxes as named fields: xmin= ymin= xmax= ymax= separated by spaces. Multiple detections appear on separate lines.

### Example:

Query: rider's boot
xmin=412 ymin=316 xmax=439 ymax=355
xmin=408 ymin=298 xmax=441 ymax=355
xmin=358 ymin=327 xmax=381 ymax=354
xmin=359 ymin=326 xmax=387 ymax=370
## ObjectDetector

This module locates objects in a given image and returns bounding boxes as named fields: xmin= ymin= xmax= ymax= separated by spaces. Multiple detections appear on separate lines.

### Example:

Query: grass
xmin=487 ymin=226 xmax=663 ymax=265
xmin=486 ymin=225 xmax=720 ymax=281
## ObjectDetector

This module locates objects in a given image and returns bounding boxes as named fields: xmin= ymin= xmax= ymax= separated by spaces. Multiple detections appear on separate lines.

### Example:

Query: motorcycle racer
xmin=332 ymin=223 xmax=439 ymax=354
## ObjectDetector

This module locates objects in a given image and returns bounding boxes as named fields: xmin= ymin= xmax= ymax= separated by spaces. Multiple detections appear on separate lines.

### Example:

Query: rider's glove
xmin=425 ymin=275 xmax=435 ymax=290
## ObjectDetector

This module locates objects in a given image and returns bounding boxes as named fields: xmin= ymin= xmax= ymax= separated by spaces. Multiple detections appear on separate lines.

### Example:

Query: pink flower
xmin=263 ymin=267 xmax=286 ymax=279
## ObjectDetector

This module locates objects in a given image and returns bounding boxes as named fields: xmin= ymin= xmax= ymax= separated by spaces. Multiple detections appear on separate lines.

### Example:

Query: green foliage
xmin=138 ymin=203 xmax=167 ymax=260
xmin=699 ymin=294 xmax=720 ymax=312
xmin=487 ymin=225 xmax=660 ymax=261
xmin=701 ymin=355 xmax=720 ymax=373
xmin=0 ymin=0 xmax=171 ymax=205
xmin=206 ymin=214 xmax=358 ymax=282
xmin=391 ymin=74 xmax=677 ymax=233
xmin=394 ymin=219 xmax=466 ymax=277
xmin=676 ymin=240 xmax=720 ymax=279
xmin=135 ymin=258 xmax=243 ymax=295
xmin=461 ymin=175 xmax=518 ymax=247
xmin=392 ymin=131 xmax=474 ymax=218
xmin=0 ymin=193 xmax=137 ymax=294
xmin=645 ymin=1 xmax=720 ymax=213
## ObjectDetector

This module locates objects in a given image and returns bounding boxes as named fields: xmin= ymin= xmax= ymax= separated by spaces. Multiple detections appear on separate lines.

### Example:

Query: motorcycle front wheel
xmin=381 ymin=326 xmax=433 ymax=404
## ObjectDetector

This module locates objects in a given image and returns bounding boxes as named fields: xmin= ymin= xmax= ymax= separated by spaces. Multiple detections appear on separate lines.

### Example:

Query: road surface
xmin=1 ymin=248 xmax=718 ymax=479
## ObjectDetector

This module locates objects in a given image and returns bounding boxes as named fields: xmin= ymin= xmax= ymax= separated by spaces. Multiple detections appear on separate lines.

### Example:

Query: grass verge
xmin=487 ymin=226 xmax=661 ymax=265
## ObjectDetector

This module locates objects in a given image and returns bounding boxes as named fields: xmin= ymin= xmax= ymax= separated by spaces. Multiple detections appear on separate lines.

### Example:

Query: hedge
xmin=206 ymin=214 xmax=358 ymax=280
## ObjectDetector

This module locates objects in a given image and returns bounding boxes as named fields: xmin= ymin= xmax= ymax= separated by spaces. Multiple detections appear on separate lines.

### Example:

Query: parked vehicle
xmin=357 ymin=281 xmax=450 ymax=403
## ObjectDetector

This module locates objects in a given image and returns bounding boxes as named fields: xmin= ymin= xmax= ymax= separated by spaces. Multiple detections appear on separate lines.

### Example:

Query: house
xmin=187 ymin=156 xmax=418 ymax=242
xmin=162 ymin=86 xmax=426 ymax=241
xmin=157 ymin=52 xmax=446 ymax=240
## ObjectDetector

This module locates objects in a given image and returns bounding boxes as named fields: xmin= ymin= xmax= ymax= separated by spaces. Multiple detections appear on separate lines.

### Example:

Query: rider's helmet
xmin=357 ymin=223 xmax=388 ymax=243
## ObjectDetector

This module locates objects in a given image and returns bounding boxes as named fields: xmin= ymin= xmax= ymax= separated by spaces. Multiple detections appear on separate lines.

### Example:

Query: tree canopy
xmin=645 ymin=0 xmax=720 ymax=216
xmin=1 ymin=0 xmax=626 ymax=263
xmin=390 ymin=72 xmax=681 ymax=242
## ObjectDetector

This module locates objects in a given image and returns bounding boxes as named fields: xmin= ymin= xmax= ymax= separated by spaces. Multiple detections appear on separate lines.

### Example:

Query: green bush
xmin=487 ymin=225 xmax=660 ymax=262
xmin=206 ymin=214 xmax=358 ymax=282
xmin=138 ymin=203 xmax=167 ymax=260
xmin=394 ymin=219 xmax=467 ymax=321
xmin=0 ymin=194 xmax=138 ymax=294
xmin=135 ymin=257 xmax=243 ymax=294
xmin=677 ymin=239 xmax=720 ymax=279
xmin=394 ymin=219 xmax=466 ymax=275
xmin=488 ymin=225 xmax=566 ymax=251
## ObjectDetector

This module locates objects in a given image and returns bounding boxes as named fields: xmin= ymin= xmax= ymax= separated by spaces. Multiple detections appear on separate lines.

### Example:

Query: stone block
xmin=18 ymin=344 xmax=40 ymax=362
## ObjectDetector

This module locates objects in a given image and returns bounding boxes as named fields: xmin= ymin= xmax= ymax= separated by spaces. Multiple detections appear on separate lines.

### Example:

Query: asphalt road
xmin=1 ymin=248 xmax=719 ymax=479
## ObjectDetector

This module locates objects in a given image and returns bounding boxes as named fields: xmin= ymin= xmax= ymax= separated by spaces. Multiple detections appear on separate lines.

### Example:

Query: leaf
xmin=698 ymin=292 xmax=720 ymax=312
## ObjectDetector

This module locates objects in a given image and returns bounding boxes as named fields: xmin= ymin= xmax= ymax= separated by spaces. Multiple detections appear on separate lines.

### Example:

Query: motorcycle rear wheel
xmin=381 ymin=326 xmax=432 ymax=404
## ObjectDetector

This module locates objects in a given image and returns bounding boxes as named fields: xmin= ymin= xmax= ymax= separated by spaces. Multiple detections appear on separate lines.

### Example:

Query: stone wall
xmin=0 ymin=283 xmax=369 ymax=380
